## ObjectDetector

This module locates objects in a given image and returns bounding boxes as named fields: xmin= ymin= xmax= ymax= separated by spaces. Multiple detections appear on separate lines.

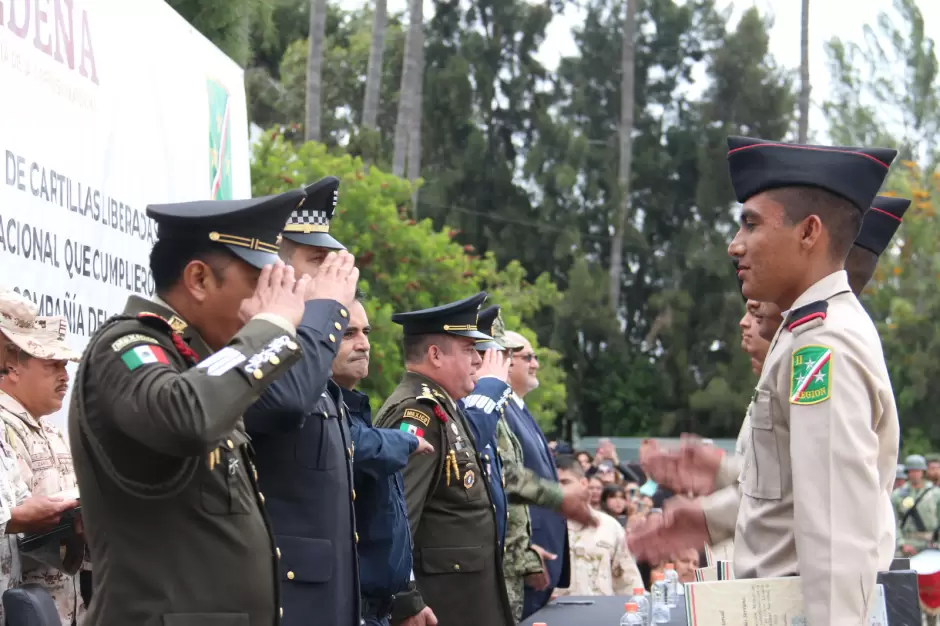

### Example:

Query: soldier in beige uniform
xmin=633 ymin=136 xmax=899 ymax=625
xmin=0 ymin=291 xmax=85 ymax=625
xmin=640 ymin=194 xmax=911 ymax=568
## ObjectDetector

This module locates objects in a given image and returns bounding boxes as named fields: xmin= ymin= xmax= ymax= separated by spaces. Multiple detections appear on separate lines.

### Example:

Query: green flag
xmin=207 ymin=79 xmax=233 ymax=200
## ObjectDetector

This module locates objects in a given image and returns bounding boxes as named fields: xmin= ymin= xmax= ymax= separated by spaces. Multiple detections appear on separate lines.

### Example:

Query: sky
xmin=338 ymin=0 xmax=940 ymax=141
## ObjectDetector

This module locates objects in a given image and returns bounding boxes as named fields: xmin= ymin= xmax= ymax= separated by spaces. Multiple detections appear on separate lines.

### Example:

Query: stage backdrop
xmin=0 ymin=0 xmax=251 ymax=432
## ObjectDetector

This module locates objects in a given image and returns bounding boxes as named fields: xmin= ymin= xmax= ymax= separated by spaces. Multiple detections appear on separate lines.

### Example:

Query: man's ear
xmin=427 ymin=344 xmax=443 ymax=368
xmin=799 ymin=214 xmax=825 ymax=252
xmin=181 ymin=260 xmax=221 ymax=303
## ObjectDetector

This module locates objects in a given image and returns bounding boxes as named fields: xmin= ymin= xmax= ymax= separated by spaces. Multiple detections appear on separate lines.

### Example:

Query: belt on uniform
xmin=361 ymin=595 xmax=394 ymax=620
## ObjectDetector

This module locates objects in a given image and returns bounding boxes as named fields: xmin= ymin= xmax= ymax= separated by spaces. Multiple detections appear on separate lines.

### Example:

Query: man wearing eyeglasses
xmin=501 ymin=331 xmax=569 ymax=618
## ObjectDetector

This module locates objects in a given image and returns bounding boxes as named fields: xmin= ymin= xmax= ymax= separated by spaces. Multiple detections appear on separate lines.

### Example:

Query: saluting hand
xmin=305 ymin=251 xmax=360 ymax=307
xmin=474 ymin=349 xmax=511 ymax=383
xmin=239 ymin=261 xmax=311 ymax=328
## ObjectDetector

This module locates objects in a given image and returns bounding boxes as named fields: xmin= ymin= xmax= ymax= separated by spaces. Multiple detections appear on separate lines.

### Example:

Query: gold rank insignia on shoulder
xmin=168 ymin=315 xmax=188 ymax=334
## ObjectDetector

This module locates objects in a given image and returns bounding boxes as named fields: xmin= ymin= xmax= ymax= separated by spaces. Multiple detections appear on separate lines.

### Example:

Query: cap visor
xmin=2 ymin=331 xmax=81 ymax=362
xmin=449 ymin=329 xmax=494 ymax=340
xmin=283 ymin=232 xmax=346 ymax=250
xmin=475 ymin=340 xmax=505 ymax=351
xmin=228 ymin=246 xmax=281 ymax=270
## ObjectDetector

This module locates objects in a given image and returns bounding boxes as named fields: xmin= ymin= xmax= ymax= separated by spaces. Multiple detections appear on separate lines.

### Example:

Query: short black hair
xmin=767 ymin=186 xmax=861 ymax=260
xmin=554 ymin=454 xmax=582 ymax=476
xmin=149 ymin=237 xmax=234 ymax=294
xmin=844 ymin=244 xmax=879 ymax=296
xmin=402 ymin=333 xmax=454 ymax=364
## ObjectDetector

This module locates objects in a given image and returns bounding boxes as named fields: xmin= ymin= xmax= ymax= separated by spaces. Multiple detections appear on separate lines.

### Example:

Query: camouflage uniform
xmin=0 ymin=435 xmax=31 ymax=625
xmin=0 ymin=292 xmax=85 ymax=625
xmin=496 ymin=417 xmax=544 ymax=622
xmin=0 ymin=391 xmax=84 ymax=625
xmin=892 ymin=480 xmax=940 ymax=554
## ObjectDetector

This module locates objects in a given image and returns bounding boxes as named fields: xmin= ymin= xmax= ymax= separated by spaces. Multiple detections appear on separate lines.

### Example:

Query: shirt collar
xmin=340 ymin=386 xmax=369 ymax=413
xmin=511 ymin=392 xmax=525 ymax=409
xmin=788 ymin=270 xmax=852 ymax=313
xmin=0 ymin=389 xmax=40 ymax=429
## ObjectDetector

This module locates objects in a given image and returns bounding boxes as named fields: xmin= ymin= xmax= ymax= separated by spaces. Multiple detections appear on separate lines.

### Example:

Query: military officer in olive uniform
xmin=374 ymin=293 xmax=514 ymax=626
xmin=69 ymin=190 xmax=311 ymax=626
xmin=246 ymin=176 xmax=362 ymax=626
xmin=893 ymin=454 xmax=940 ymax=556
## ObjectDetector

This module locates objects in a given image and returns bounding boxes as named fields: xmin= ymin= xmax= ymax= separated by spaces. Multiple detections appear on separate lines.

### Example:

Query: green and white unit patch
xmin=790 ymin=345 xmax=833 ymax=405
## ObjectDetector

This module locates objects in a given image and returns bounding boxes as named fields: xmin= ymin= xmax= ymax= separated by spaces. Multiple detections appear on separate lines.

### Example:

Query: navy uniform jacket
xmin=245 ymin=300 xmax=359 ymax=626
xmin=343 ymin=387 xmax=418 ymax=599
xmin=460 ymin=377 xmax=513 ymax=547
xmin=504 ymin=397 xmax=569 ymax=613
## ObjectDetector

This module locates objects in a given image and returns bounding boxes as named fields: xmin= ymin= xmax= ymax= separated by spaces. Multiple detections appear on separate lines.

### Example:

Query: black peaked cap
xmin=147 ymin=188 xmax=306 ymax=269
xmin=726 ymin=136 xmax=897 ymax=213
xmin=391 ymin=292 xmax=493 ymax=340
xmin=853 ymin=195 xmax=910 ymax=256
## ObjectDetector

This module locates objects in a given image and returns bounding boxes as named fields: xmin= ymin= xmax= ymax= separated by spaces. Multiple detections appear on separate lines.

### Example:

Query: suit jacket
xmin=245 ymin=300 xmax=359 ymax=626
xmin=504 ymin=397 xmax=570 ymax=591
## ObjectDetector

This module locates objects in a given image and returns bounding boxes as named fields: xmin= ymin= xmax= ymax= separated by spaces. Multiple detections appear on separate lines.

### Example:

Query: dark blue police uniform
xmin=343 ymin=387 xmax=418 ymax=626
xmin=245 ymin=176 xmax=360 ymax=626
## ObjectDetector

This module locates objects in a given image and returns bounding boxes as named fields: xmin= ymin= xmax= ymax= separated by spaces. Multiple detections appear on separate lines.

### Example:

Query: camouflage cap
xmin=897 ymin=464 xmax=907 ymax=479
xmin=492 ymin=314 xmax=524 ymax=350
xmin=0 ymin=289 xmax=81 ymax=363
xmin=905 ymin=454 xmax=928 ymax=471
xmin=925 ymin=453 xmax=940 ymax=464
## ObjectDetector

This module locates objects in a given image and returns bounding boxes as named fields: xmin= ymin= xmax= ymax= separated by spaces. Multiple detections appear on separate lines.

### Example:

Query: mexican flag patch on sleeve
xmin=790 ymin=344 xmax=833 ymax=405
xmin=400 ymin=422 xmax=425 ymax=437
xmin=121 ymin=345 xmax=170 ymax=371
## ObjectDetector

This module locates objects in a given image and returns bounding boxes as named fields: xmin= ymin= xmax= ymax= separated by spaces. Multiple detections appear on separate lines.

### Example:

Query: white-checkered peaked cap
xmin=284 ymin=178 xmax=340 ymax=234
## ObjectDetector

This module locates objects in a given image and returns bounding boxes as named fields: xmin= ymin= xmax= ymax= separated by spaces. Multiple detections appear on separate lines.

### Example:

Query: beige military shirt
xmin=733 ymin=271 xmax=898 ymax=626
xmin=0 ymin=390 xmax=83 ymax=625
xmin=700 ymin=410 xmax=750 ymax=555
xmin=555 ymin=511 xmax=642 ymax=597
xmin=0 ymin=432 xmax=31 ymax=625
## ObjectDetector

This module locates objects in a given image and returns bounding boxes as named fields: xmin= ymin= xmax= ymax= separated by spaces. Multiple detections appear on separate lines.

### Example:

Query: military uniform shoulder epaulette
xmin=414 ymin=383 xmax=449 ymax=423
xmin=785 ymin=300 xmax=828 ymax=335
xmin=135 ymin=312 xmax=174 ymax=333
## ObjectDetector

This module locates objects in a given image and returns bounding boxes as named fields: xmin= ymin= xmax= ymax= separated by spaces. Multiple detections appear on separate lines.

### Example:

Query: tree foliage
xmin=250 ymin=135 xmax=565 ymax=430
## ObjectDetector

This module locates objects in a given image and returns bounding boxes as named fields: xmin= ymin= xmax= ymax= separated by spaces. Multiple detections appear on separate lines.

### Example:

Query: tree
xmin=798 ymin=0 xmax=810 ymax=142
xmin=250 ymin=133 xmax=566 ymax=428
xmin=305 ymin=0 xmax=329 ymax=141
xmin=823 ymin=0 xmax=940 ymax=166
xmin=362 ymin=0 xmax=389 ymax=132
xmin=392 ymin=0 xmax=424 ymax=178
xmin=609 ymin=0 xmax=637 ymax=316
xmin=165 ymin=0 xmax=274 ymax=67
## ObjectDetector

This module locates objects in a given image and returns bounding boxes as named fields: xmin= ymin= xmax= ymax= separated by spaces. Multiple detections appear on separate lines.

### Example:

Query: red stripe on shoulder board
xmin=787 ymin=311 xmax=826 ymax=331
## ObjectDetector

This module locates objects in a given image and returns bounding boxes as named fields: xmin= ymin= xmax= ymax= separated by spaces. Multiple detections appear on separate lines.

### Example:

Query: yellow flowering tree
xmin=866 ymin=160 xmax=940 ymax=452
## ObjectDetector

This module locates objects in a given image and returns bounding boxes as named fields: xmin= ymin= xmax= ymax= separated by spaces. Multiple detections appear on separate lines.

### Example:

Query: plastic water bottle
xmin=650 ymin=572 xmax=671 ymax=623
xmin=630 ymin=586 xmax=651 ymax=625
xmin=620 ymin=602 xmax=644 ymax=625
xmin=664 ymin=563 xmax=679 ymax=608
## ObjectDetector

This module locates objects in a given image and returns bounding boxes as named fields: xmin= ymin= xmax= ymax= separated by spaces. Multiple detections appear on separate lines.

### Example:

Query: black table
xmin=520 ymin=595 xmax=687 ymax=626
